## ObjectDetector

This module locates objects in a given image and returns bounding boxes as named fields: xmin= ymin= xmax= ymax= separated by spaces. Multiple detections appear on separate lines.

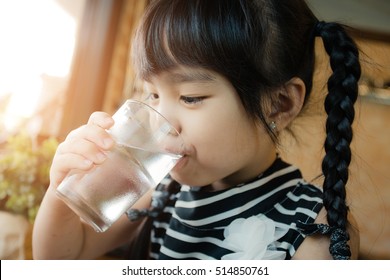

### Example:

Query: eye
xmin=180 ymin=96 xmax=205 ymax=105
xmin=147 ymin=93 xmax=159 ymax=100
xmin=144 ymin=93 xmax=160 ymax=105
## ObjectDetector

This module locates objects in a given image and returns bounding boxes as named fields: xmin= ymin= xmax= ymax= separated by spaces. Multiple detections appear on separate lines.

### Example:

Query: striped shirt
xmin=149 ymin=158 xmax=323 ymax=259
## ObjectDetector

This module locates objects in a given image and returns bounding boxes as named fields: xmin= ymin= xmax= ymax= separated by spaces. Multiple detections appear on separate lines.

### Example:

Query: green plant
xmin=0 ymin=133 xmax=58 ymax=222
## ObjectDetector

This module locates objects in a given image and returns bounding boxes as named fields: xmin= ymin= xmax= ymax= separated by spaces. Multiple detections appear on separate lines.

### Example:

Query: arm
xmin=33 ymin=185 xmax=152 ymax=259
xmin=292 ymin=208 xmax=360 ymax=260
xmin=32 ymin=112 xmax=152 ymax=259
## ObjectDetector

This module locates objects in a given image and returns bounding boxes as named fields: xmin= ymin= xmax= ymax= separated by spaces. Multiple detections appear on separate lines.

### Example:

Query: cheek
xmin=187 ymin=111 xmax=258 ymax=162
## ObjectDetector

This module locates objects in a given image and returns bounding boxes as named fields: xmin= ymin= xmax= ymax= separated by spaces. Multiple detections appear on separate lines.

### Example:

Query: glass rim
xmin=123 ymin=99 xmax=185 ymax=154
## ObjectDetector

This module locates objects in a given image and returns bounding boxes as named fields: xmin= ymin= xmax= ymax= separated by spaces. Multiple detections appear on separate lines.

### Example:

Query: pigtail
xmin=315 ymin=21 xmax=361 ymax=259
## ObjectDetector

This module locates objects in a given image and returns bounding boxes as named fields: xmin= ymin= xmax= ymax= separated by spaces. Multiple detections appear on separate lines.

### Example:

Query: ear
xmin=268 ymin=77 xmax=305 ymax=131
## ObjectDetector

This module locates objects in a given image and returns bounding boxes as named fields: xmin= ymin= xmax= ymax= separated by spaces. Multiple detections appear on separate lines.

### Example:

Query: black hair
xmin=131 ymin=0 xmax=361 ymax=259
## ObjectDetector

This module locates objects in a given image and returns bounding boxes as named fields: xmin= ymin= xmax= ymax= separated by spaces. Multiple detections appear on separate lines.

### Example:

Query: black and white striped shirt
xmin=149 ymin=158 xmax=323 ymax=259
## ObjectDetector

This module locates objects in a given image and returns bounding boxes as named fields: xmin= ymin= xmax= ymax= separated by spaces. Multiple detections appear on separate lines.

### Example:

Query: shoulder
xmin=293 ymin=180 xmax=323 ymax=196
xmin=278 ymin=180 xmax=323 ymax=219
xmin=292 ymin=207 xmax=360 ymax=259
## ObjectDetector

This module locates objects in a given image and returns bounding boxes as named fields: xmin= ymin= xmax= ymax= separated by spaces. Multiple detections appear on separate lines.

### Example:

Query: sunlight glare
xmin=0 ymin=0 xmax=78 ymax=132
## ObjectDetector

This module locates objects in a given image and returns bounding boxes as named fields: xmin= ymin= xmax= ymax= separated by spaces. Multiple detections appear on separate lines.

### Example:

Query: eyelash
xmin=147 ymin=93 xmax=159 ymax=101
xmin=146 ymin=93 xmax=205 ymax=105
xmin=180 ymin=96 xmax=205 ymax=105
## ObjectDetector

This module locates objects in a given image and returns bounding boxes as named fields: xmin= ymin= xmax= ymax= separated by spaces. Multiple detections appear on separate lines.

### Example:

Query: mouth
xmin=173 ymin=155 xmax=189 ymax=170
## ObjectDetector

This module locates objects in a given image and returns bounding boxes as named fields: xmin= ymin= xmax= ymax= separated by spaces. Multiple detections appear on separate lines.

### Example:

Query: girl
xmin=33 ymin=0 xmax=361 ymax=260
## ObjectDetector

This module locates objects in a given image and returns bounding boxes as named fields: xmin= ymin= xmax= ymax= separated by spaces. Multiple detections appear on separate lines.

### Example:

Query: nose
xmin=156 ymin=101 xmax=181 ymax=135
xmin=152 ymin=102 xmax=184 ymax=155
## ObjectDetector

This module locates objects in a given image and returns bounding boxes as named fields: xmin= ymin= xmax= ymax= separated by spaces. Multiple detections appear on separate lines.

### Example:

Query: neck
xmin=209 ymin=152 xmax=277 ymax=192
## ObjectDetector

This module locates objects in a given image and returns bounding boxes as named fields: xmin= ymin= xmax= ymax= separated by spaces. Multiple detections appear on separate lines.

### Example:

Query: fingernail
xmin=83 ymin=159 xmax=93 ymax=167
xmin=104 ymin=117 xmax=114 ymax=126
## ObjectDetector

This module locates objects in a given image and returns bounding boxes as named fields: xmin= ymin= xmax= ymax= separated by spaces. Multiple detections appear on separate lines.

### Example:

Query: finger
xmin=52 ymin=152 xmax=94 ymax=172
xmin=87 ymin=111 xmax=114 ymax=129
xmin=50 ymin=153 xmax=94 ymax=186
xmin=56 ymin=137 xmax=109 ymax=165
xmin=66 ymin=123 xmax=115 ymax=150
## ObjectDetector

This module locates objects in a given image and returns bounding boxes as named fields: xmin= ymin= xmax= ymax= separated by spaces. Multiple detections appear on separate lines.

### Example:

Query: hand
xmin=49 ymin=112 xmax=115 ymax=187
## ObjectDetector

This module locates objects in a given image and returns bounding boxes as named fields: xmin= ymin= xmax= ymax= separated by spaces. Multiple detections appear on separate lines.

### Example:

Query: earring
xmin=269 ymin=121 xmax=277 ymax=131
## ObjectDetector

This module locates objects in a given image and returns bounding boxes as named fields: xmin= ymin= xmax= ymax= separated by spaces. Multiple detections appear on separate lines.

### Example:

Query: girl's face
xmin=144 ymin=66 xmax=277 ymax=190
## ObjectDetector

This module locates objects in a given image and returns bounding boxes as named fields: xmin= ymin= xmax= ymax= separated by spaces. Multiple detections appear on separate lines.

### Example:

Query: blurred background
xmin=0 ymin=0 xmax=389 ymax=259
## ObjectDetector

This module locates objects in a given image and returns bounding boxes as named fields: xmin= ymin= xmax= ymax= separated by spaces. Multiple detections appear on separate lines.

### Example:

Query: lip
xmin=173 ymin=155 xmax=188 ymax=171
xmin=164 ymin=142 xmax=192 ymax=157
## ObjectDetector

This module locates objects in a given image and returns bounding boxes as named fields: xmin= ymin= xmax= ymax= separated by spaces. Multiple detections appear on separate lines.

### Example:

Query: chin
xmin=168 ymin=171 xmax=191 ymax=186
xmin=169 ymin=169 xmax=213 ymax=188
xmin=169 ymin=158 xmax=216 ymax=187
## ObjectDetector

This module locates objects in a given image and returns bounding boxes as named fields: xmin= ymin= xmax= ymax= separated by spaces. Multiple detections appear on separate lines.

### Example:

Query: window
xmin=0 ymin=0 xmax=86 ymax=138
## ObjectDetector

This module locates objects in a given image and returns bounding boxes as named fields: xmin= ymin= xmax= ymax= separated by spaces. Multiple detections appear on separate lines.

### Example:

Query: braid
xmin=315 ymin=21 xmax=361 ymax=259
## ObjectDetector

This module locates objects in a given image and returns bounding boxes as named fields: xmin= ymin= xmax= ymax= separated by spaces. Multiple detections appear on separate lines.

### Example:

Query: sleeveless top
xmin=135 ymin=158 xmax=323 ymax=260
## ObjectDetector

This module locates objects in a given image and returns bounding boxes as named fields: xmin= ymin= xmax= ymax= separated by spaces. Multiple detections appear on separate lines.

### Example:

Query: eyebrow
xmin=168 ymin=71 xmax=216 ymax=83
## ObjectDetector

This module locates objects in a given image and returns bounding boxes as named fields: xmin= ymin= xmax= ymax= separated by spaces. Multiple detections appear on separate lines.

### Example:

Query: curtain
xmin=102 ymin=0 xmax=149 ymax=115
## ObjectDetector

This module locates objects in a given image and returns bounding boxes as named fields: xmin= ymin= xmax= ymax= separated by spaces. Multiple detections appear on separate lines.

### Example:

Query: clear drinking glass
xmin=56 ymin=100 xmax=184 ymax=232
